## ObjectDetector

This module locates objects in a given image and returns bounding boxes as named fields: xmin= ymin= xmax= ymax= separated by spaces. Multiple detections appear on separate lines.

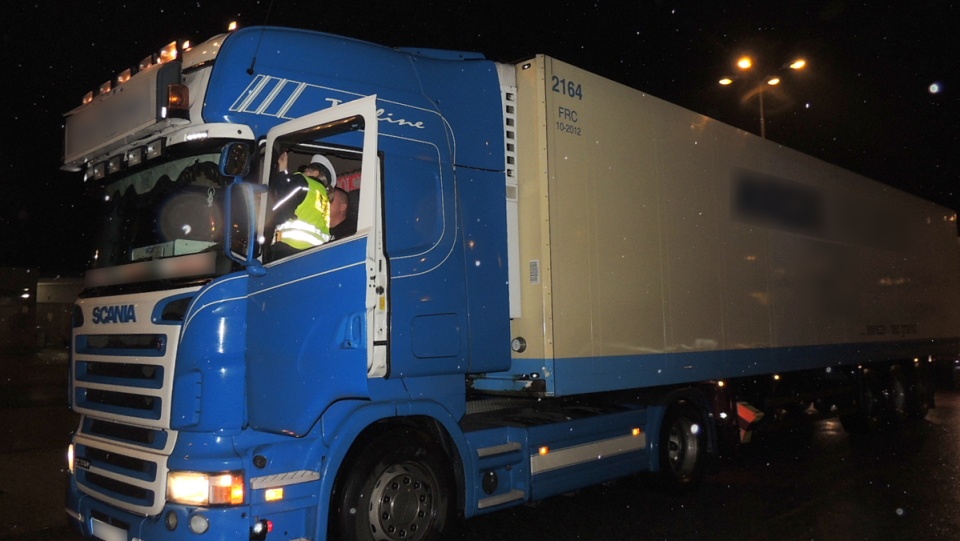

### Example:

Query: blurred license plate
xmin=92 ymin=518 xmax=127 ymax=541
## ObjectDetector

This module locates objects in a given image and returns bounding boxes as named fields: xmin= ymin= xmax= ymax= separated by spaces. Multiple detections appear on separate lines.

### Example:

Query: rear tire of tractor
xmin=330 ymin=427 xmax=455 ymax=541
xmin=655 ymin=400 xmax=707 ymax=494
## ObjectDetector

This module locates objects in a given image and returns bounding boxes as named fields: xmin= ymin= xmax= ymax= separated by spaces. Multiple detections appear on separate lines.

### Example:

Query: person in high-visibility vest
xmin=270 ymin=151 xmax=332 ymax=255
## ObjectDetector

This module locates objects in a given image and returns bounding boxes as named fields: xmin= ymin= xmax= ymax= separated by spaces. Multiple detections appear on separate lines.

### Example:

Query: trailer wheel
xmin=907 ymin=363 xmax=933 ymax=419
xmin=884 ymin=366 xmax=909 ymax=424
xmin=840 ymin=370 xmax=882 ymax=434
xmin=656 ymin=400 xmax=707 ymax=493
xmin=331 ymin=427 xmax=454 ymax=541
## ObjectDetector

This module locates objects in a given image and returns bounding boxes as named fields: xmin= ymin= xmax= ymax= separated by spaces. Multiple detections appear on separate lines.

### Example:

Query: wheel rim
xmin=368 ymin=462 xmax=436 ymax=541
xmin=667 ymin=415 xmax=700 ymax=476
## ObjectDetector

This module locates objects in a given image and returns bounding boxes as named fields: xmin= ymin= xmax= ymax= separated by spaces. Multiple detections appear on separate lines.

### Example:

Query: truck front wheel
xmin=331 ymin=427 xmax=454 ymax=541
xmin=655 ymin=400 xmax=707 ymax=493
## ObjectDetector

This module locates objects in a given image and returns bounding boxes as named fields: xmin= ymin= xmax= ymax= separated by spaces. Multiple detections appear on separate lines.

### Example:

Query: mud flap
xmin=737 ymin=401 xmax=764 ymax=443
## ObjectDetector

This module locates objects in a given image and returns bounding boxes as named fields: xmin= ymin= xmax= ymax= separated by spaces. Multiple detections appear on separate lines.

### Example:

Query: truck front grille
xmin=72 ymin=288 xmax=196 ymax=516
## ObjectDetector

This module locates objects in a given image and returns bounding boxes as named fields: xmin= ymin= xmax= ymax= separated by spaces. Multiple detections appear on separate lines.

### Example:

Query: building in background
xmin=0 ymin=268 xmax=82 ymax=350
xmin=36 ymin=276 xmax=84 ymax=348
xmin=0 ymin=267 xmax=38 ymax=350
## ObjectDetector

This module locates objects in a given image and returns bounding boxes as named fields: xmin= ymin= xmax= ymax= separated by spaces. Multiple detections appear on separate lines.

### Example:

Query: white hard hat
xmin=310 ymin=154 xmax=337 ymax=186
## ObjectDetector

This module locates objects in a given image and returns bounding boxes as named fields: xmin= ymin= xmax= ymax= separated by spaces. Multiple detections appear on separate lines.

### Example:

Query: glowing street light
xmin=719 ymin=55 xmax=808 ymax=139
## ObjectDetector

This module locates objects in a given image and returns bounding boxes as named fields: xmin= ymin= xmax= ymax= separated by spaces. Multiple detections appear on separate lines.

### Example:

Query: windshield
xmin=87 ymin=150 xmax=237 ymax=271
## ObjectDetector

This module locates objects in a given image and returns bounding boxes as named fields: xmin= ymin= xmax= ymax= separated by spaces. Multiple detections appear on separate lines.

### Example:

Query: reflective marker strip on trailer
xmin=530 ymin=432 xmax=646 ymax=475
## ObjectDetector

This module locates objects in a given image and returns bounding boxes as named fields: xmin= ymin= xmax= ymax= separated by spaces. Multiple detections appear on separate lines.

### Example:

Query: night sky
xmin=4 ymin=1 xmax=957 ymax=276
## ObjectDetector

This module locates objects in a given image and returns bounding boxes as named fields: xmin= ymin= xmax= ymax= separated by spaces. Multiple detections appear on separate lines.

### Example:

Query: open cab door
xmin=246 ymin=95 xmax=388 ymax=436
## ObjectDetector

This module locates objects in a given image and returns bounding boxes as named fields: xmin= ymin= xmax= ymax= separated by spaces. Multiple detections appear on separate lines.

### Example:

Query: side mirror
xmin=224 ymin=181 xmax=267 ymax=276
xmin=220 ymin=142 xmax=265 ymax=275
xmin=220 ymin=142 xmax=251 ymax=178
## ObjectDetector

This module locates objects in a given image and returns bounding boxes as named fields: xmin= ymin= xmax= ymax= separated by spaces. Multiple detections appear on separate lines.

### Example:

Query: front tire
xmin=331 ymin=427 xmax=454 ymax=541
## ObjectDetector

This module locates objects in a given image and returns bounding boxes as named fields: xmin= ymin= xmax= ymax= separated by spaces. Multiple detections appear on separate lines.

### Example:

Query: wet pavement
xmin=3 ymin=348 xmax=960 ymax=540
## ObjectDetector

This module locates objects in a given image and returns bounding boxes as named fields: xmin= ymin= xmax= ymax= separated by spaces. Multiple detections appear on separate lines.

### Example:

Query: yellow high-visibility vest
xmin=275 ymin=175 xmax=331 ymax=249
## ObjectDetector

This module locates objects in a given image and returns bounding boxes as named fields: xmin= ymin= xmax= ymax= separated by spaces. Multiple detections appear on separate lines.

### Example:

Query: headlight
xmin=67 ymin=444 xmax=75 ymax=475
xmin=167 ymin=471 xmax=244 ymax=506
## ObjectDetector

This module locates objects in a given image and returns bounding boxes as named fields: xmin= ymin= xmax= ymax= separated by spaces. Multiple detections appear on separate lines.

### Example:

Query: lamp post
xmin=719 ymin=56 xmax=807 ymax=139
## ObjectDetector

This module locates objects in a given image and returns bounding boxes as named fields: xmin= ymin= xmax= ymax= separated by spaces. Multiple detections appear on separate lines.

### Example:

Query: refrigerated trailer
xmin=62 ymin=26 xmax=960 ymax=541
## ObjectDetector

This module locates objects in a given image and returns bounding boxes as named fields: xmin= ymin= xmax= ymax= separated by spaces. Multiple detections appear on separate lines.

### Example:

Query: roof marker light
xmin=159 ymin=41 xmax=178 ymax=64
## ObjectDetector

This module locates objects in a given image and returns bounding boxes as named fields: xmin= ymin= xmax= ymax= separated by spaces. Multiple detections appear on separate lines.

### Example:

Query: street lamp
xmin=719 ymin=56 xmax=807 ymax=139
